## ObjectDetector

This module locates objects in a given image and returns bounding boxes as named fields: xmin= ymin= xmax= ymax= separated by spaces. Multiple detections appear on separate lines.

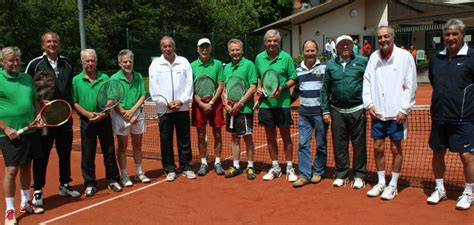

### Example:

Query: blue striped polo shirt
xmin=296 ymin=60 xmax=326 ymax=116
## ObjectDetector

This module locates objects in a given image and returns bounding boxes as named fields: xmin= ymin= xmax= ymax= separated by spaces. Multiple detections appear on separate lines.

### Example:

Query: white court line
xmin=40 ymin=130 xmax=299 ymax=224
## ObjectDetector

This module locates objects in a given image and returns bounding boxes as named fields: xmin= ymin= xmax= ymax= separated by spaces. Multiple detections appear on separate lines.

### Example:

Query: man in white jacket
xmin=149 ymin=36 xmax=196 ymax=182
xmin=363 ymin=26 xmax=417 ymax=200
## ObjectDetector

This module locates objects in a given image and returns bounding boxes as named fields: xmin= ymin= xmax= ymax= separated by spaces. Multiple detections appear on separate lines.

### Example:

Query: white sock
xmin=5 ymin=198 xmax=14 ymax=211
xmin=135 ymin=164 xmax=143 ymax=175
xmin=247 ymin=161 xmax=254 ymax=168
xmin=214 ymin=157 xmax=221 ymax=165
xmin=389 ymin=172 xmax=400 ymax=187
xmin=464 ymin=183 xmax=474 ymax=194
xmin=377 ymin=171 xmax=386 ymax=185
xmin=20 ymin=189 xmax=30 ymax=207
xmin=121 ymin=169 xmax=128 ymax=177
xmin=435 ymin=179 xmax=445 ymax=191
xmin=286 ymin=161 xmax=293 ymax=169
xmin=272 ymin=160 xmax=280 ymax=169
xmin=201 ymin=158 xmax=207 ymax=165
xmin=233 ymin=160 xmax=240 ymax=169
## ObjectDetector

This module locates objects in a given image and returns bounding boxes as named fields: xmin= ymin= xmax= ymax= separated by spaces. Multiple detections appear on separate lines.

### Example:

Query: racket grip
xmin=16 ymin=127 xmax=28 ymax=135
xmin=121 ymin=122 xmax=132 ymax=131
xmin=230 ymin=115 xmax=234 ymax=129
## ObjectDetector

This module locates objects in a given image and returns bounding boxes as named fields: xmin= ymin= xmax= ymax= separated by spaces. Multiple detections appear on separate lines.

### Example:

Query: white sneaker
xmin=262 ymin=167 xmax=282 ymax=181
xmin=286 ymin=168 xmax=298 ymax=182
xmin=121 ymin=175 xmax=133 ymax=187
xmin=456 ymin=192 xmax=472 ymax=210
xmin=182 ymin=170 xmax=197 ymax=180
xmin=332 ymin=178 xmax=348 ymax=187
xmin=381 ymin=185 xmax=398 ymax=200
xmin=136 ymin=173 xmax=151 ymax=183
xmin=427 ymin=187 xmax=447 ymax=205
xmin=166 ymin=172 xmax=177 ymax=182
xmin=352 ymin=178 xmax=365 ymax=189
xmin=32 ymin=190 xmax=43 ymax=206
xmin=367 ymin=183 xmax=386 ymax=197
xmin=58 ymin=184 xmax=81 ymax=197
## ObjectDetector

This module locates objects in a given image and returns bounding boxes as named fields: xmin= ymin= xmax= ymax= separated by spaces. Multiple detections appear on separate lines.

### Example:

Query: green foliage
xmin=416 ymin=60 xmax=429 ymax=71
xmin=293 ymin=54 xmax=329 ymax=65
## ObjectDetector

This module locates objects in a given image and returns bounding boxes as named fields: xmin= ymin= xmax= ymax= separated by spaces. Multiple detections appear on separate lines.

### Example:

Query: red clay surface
xmin=2 ymin=83 xmax=473 ymax=225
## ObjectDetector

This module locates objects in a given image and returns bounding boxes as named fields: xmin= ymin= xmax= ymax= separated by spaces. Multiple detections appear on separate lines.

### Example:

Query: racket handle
xmin=230 ymin=115 xmax=234 ymax=129
xmin=121 ymin=122 xmax=132 ymax=131
xmin=253 ymin=99 xmax=261 ymax=110
xmin=16 ymin=127 xmax=28 ymax=135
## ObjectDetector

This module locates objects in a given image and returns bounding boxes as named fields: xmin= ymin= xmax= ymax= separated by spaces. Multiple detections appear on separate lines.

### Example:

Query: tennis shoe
xmin=135 ymin=173 xmax=151 ymax=183
xmin=286 ymin=168 xmax=298 ymax=182
xmin=352 ymin=178 xmax=365 ymax=189
xmin=381 ymin=185 xmax=398 ymax=200
xmin=20 ymin=201 xmax=44 ymax=214
xmin=214 ymin=163 xmax=225 ymax=175
xmin=32 ymin=189 xmax=43 ymax=206
xmin=108 ymin=182 xmax=123 ymax=192
xmin=427 ymin=187 xmax=447 ymax=205
xmin=85 ymin=186 xmax=97 ymax=197
xmin=197 ymin=163 xmax=208 ymax=176
xmin=58 ymin=184 xmax=81 ymax=197
xmin=224 ymin=166 xmax=242 ymax=178
xmin=166 ymin=172 xmax=177 ymax=182
xmin=311 ymin=174 xmax=322 ymax=184
xmin=293 ymin=177 xmax=310 ymax=188
xmin=456 ymin=192 xmax=472 ymax=210
xmin=262 ymin=167 xmax=282 ymax=181
xmin=182 ymin=170 xmax=197 ymax=180
xmin=244 ymin=167 xmax=256 ymax=180
xmin=121 ymin=175 xmax=133 ymax=187
xmin=332 ymin=178 xmax=349 ymax=187
xmin=4 ymin=209 xmax=16 ymax=225
xmin=367 ymin=183 xmax=386 ymax=197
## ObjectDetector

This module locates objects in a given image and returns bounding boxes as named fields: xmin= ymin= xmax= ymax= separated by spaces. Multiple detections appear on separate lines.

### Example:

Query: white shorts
xmin=111 ymin=110 xmax=146 ymax=136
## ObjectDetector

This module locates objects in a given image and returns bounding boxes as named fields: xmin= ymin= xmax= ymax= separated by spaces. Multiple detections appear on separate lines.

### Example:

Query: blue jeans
xmin=297 ymin=114 xmax=328 ymax=179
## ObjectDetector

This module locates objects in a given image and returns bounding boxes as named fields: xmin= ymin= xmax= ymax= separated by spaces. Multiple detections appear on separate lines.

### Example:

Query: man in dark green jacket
xmin=321 ymin=35 xmax=368 ymax=189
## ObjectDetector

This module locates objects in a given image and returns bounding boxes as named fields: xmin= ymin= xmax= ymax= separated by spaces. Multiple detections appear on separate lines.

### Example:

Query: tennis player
xmin=72 ymin=49 xmax=122 ymax=197
xmin=0 ymin=47 xmax=44 ymax=225
xmin=363 ymin=26 xmax=417 ymax=200
xmin=25 ymin=32 xmax=80 ymax=206
xmin=110 ymin=49 xmax=150 ymax=187
xmin=255 ymin=29 xmax=297 ymax=182
xmin=427 ymin=19 xmax=474 ymax=210
xmin=222 ymin=39 xmax=257 ymax=180
xmin=191 ymin=38 xmax=225 ymax=176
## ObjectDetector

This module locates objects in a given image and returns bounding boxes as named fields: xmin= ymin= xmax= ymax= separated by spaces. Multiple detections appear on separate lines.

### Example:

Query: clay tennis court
xmin=1 ymin=84 xmax=473 ymax=224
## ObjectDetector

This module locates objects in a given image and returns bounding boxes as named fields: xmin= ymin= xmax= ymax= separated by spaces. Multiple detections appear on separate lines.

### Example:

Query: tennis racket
xmin=16 ymin=99 xmax=72 ymax=135
xmin=224 ymin=75 xmax=247 ymax=129
xmin=96 ymin=79 xmax=125 ymax=113
xmin=121 ymin=94 xmax=169 ymax=130
xmin=254 ymin=69 xmax=281 ymax=109
xmin=194 ymin=74 xmax=216 ymax=103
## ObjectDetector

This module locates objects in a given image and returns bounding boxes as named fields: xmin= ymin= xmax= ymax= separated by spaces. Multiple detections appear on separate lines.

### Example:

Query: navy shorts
xmin=225 ymin=113 xmax=253 ymax=136
xmin=429 ymin=122 xmax=474 ymax=153
xmin=258 ymin=108 xmax=293 ymax=127
xmin=371 ymin=120 xmax=405 ymax=141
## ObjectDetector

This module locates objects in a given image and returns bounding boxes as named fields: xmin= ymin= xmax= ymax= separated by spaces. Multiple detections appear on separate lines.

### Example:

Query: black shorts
xmin=258 ymin=108 xmax=293 ymax=127
xmin=225 ymin=113 xmax=253 ymax=136
xmin=429 ymin=122 xmax=474 ymax=153
xmin=0 ymin=132 xmax=41 ymax=166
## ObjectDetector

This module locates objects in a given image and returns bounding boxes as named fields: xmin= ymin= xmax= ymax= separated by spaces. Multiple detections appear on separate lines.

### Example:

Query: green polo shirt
xmin=254 ymin=50 xmax=296 ymax=108
xmin=223 ymin=57 xmax=258 ymax=114
xmin=191 ymin=58 xmax=224 ymax=83
xmin=110 ymin=70 xmax=146 ymax=110
xmin=0 ymin=71 xmax=37 ymax=137
xmin=72 ymin=71 xmax=109 ymax=112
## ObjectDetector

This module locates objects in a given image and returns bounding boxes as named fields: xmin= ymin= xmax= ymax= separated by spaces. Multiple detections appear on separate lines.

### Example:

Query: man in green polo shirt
xmin=222 ymin=39 xmax=257 ymax=180
xmin=255 ymin=29 xmax=297 ymax=182
xmin=191 ymin=38 xmax=225 ymax=176
xmin=72 ymin=48 xmax=122 ymax=197
xmin=110 ymin=49 xmax=150 ymax=187
xmin=0 ymin=47 xmax=44 ymax=225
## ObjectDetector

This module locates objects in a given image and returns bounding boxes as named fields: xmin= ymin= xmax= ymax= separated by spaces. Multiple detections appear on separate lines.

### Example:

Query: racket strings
xmin=194 ymin=77 xmax=215 ymax=99
xmin=41 ymin=101 xmax=71 ymax=125
xmin=262 ymin=72 xmax=280 ymax=96
xmin=97 ymin=80 xmax=125 ymax=112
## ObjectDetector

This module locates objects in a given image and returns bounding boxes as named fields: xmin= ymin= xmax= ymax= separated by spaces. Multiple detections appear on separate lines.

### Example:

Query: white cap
xmin=336 ymin=35 xmax=353 ymax=46
xmin=197 ymin=38 xmax=211 ymax=46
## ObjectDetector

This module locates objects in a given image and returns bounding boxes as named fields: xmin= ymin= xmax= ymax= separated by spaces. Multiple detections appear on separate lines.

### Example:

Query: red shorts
xmin=191 ymin=100 xmax=225 ymax=128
